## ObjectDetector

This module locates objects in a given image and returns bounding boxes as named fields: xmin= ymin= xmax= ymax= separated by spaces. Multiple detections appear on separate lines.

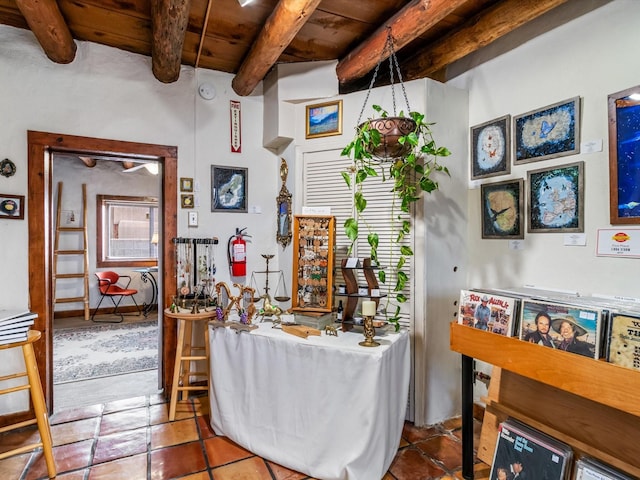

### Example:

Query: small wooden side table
xmin=0 ymin=330 xmax=56 ymax=478
xmin=164 ymin=309 xmax=217 ymax=421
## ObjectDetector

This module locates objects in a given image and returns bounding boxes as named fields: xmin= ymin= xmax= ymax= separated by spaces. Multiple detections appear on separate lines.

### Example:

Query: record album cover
xmin=458 ymin=290 xmax=517 ymax=336
xmin=489 ymin=419 xmax=572 ymax=480
xmin=606 ymin=312 xmax=640 ymax=371
xmin=574 ymin=456 xmax=635 ymax=480
xmin=519 ymin=299 xmax=602 ymax=359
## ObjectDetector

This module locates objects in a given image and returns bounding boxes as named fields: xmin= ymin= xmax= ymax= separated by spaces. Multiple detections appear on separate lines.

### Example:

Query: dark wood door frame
xmin=26 ymin=131 xmax=178 ymax=413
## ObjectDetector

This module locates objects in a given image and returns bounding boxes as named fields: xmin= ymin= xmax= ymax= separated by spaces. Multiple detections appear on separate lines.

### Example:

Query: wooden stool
xmin=164 ymin=309 xmax=216 ymax=421
xmin=0 ymin=330 xmax=56 ymax=478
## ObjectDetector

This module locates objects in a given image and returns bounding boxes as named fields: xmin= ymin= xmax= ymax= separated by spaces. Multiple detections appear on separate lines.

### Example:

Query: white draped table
xmin=208 ymin=322 xmax=410 ymax=480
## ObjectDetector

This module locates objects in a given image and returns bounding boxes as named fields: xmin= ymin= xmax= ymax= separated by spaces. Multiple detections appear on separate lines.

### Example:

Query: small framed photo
xmin=180 ymin=177 xmax=193 ymax=192
xmin=513 ymin=96 xmax=580 ymax=164
xmin=480 ymin=179 xmax=524 ymax=239
xmin=305 ymin=100 xmax=343 ymax=139
xmin=527 ymin=161 xmax=584 ymax=233
xmin=608 ymin=84 xmax=640 ymax=224
xmin=470 ymin=115 xmax=511 ymax=180
xmin=211 ymin=165 xmax=248 ymax=212
xmin=181 ymin=194 xmax=194 ymax=209
xmin=0 ymin=194 xmax=25 ymax=220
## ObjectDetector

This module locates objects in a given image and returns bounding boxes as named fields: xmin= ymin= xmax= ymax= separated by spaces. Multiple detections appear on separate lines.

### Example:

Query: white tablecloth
xmin=208 ymin=322 xmax=410 ymax=480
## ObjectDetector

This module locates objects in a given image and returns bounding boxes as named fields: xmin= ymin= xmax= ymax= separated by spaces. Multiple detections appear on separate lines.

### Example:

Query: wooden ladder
xmin=53 ymin=182 xmax=90 ymax=321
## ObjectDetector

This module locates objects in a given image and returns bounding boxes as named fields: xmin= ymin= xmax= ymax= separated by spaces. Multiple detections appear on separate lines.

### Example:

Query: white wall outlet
xmin=188 ymin=211 xmax=198 ymax=227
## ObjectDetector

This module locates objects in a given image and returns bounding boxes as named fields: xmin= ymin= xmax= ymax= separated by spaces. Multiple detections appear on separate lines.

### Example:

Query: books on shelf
xmin=457 ymin=289 xmax=519 ymax=336
xmin=574 ymin=457 xmax=635 ymax=480
xmin=489 ymin=418 xmax=573 ymax=480
xmin=0 ymin=309 xmax=36 ymax=345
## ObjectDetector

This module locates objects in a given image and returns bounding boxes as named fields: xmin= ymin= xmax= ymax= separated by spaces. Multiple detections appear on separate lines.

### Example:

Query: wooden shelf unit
xmin=339 ymin=258 xmax=384 ymax=330
xmin=450 ymin=322 xmax=640 ymax=479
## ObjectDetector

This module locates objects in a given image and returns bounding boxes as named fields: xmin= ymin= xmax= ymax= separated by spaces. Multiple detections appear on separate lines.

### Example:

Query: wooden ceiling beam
xmin=150 ymin=0 xmax=192 ymax=83
xmin=336 ymin=0 xmax=469 ymax=85
xmin=232 ymin=0 xmax=322 ymax=97
xmin=14 ymin=0 xmax=76 ymax=64
xmin=401 ymin=0 xmax=570 ymax=80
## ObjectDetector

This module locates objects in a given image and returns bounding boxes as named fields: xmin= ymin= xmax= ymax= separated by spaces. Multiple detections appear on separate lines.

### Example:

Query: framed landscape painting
xmin=305 ymin=100 xmax=343 ymax=139
xmin=480 ymin=179 xmax=524 ymax=239
xmin=513 ymin=97 xmax=580 ymax=164
xmin=527 ymin=161 xmax=584 ymax=233
xmin=470 ymin=115 xmax=511 ymax=180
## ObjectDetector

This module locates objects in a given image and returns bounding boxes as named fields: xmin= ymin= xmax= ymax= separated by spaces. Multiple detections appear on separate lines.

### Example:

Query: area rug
xmin=53 ymin=321 xmax=158 ymax=384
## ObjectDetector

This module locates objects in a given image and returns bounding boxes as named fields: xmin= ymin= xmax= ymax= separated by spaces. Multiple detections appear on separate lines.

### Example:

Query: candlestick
xmin=362 ymin=300 xmax=376 ymax=317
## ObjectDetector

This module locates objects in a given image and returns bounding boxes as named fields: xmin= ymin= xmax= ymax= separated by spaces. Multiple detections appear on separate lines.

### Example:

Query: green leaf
xmin=400 ymin=245 xmax=413 ymax=256
xmin=344 ymin=218 xmax=358 ymax=242
xmin=396 ymin=293 xmax=407 ymax=303
xmin=355 ymin=169 xmax=368 ymax=184
xmin=341 ymin=171 xmax=351 ymax=188
xmin=354 ymin=191 xmax=367 ymax=213
xmin=378 ymin=270 xmax=386 ymax=284
xmin=370 ymin=129 xmax=381 ymax=145
xmin=368 ymin=233 xmax=379 ymax=250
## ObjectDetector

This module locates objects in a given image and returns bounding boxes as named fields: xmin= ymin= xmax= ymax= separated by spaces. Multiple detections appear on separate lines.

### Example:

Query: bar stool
xmin=164 ymin=309 xmax=216 ymax=421
xmin=0 ymin=330 xmax=56 ymax=478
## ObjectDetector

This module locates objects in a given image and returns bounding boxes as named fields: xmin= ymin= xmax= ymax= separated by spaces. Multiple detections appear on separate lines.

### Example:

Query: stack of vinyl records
xmin=0 ymin=309 xmax=37 ymax=345
xmin=573 ymin=457 xmax=635 ymax=480
xmin=489 ymin=418 xmax=573 ymax=480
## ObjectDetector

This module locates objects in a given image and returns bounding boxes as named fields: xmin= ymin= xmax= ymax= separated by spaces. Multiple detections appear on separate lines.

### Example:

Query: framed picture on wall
xmin=305 ymin=100 xmax=343 ymax=139
xmin=480 ymin=179 xmax=524 ymax=239
xmin=527 ymin=161 xmax=584 ymax=233
xmin=181 ymin=194 xmax=194 ymax=209
xmin=211 ymin=165 xmax=248 ymax=212
xmin=470 ymin=115 xmax=511 ymax=180
xmin=608 ymin=84 xmax=640 ymax=224
xmin=513 ymin=97 xmax=581 ymax=164
xmin=180 ymin=177 xmax=193 ymax=192
xmin=0 ymin=193 xmax=25 ymax=220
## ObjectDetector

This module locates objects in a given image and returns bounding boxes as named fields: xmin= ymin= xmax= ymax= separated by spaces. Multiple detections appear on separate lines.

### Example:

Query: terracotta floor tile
xmin=50 ymin=404 xmax=104 ymax=425
xmin=388 ymin=447 xmax=446 ymax=480
xmin=25 ymin=438 xmax=94 ymax=480
xmin=203 ymin=436 xmax=253 ymax=467
xmin=176 ymin=472 xmax=212 ymax=480
xmin=442 ymin=416 xmax=463 ymax=431
xmin=191 ymin=396 xmax=209 ymax=416
xmin=55 ymin=469 xmax=90 ymax=479
xmin=150 ymin=418 xmax=199 ymax=449
xmin=103 ymin=395 xmax=148 ymax=414
xmin=99 ymin=407 xmax=148 ymax=436
xmin=416 ymin=434 xmax=462 ymax=472
xmin=150 ymin=403 xmax=169 ymax=425
xmin=149 ymin=393 xmax=168 ymax=406
xmin=51 ymin=417 xmax=100 ymax=446
xmin=0 ymin=452 xmax=31 ymax=478
xmin=88 ymin=452 xmax=147 ymax=479
xmin=150 ymin=441 xmax=207 ymax=480
xmin=196 ymin=415 xmax=216 ymax=440
xmin=172 ymin=401 xmax=195 ymax=420
xmin=93 ymin=426 xmax=148 ymax=464
xmin=402 ymin=421 xmax=442 ymax=443
xmin=211 ymin=456 xmax=271 ymax=480
xmin=0 ymin=426 xmax=40 ymax=454
xmin=267 ymin=460 xmax=307 ymax=480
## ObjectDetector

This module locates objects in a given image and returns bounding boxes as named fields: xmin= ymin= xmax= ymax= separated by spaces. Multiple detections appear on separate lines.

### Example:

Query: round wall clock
xmin=0 ymin=158 xmax=16 ymax=177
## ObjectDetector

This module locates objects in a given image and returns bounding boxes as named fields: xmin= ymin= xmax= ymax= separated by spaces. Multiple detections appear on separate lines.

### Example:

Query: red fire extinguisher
xmin=227 ymin=227 xmax=250 ymax=277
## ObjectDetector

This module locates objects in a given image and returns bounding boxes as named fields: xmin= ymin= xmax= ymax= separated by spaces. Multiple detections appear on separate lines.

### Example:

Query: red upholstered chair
xmin=91 ymin=271 xmax=141 ymax=323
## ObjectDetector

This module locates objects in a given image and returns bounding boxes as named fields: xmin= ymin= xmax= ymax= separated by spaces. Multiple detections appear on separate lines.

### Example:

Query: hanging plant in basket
xmin=341 ymin=31 xmax=451 ymax=330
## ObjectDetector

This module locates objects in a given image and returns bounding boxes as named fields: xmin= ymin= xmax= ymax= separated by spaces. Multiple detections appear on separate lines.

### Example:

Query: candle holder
xmin=359 ymin=315 xmax=380 ymax=347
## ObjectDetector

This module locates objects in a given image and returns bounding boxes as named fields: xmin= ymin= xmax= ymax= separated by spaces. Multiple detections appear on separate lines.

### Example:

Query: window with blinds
xmin=302 ymin=149 xmax=413 ymax=328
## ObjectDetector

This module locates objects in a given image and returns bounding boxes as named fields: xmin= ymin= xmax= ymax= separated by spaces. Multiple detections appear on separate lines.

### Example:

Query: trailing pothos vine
xmin=341 ymin=105 xmax=451 ymax=330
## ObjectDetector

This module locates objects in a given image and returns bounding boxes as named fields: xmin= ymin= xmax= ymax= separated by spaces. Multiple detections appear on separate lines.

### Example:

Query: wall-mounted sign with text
xmin=596 ymin=228 xmax=640 ymax=258
xmin=230 ymin=100 xmax=241 ymax=153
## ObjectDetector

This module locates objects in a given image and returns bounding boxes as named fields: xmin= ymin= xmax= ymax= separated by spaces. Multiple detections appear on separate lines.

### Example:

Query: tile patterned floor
xmin=0 ymin=393 xmax=488 ymax=480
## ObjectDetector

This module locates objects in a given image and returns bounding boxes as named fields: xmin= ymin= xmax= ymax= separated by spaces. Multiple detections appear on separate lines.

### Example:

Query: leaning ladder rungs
xmin=58 ymin=227 xmax=85 ymax=232
xmin=55 ymin=273 xmax=86 ymax=279
xmin=55 ymin=250 xmax=86 ymax=255
xmin=55 ymin=297 xmax=87 ymax=304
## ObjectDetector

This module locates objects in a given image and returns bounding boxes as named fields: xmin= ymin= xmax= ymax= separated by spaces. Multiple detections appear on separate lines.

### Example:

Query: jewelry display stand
xmin=173 ymin=237 xmax=218 ymax=305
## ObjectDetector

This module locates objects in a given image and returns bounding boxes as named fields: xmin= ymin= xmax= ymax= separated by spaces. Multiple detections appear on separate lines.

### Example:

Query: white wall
xmin=447 ymin=0 xmax=640 ymax=401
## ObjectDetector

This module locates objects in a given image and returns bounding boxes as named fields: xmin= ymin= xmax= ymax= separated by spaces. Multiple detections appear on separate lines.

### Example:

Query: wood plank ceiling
xmin=0 ymin=0 xmax=605 ymax=96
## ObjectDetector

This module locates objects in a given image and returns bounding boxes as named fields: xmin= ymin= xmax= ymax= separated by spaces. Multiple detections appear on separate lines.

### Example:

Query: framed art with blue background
xmin=470 ymin=115 xmax=511 ymax=180
xmin=514 ymin=97 xmax=580 ymax=164
xmin=527 ymin=161 xmax=584 ymax=233
xmin=211 ymin=165 xmax=248 ymax=212
xmin=608 ymin=84 xmax=640 ymax=224
xmin=305 ymin=100 xmax=343 ymax=139
xmin=480 ymin=179 xmax=524 ymax=239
